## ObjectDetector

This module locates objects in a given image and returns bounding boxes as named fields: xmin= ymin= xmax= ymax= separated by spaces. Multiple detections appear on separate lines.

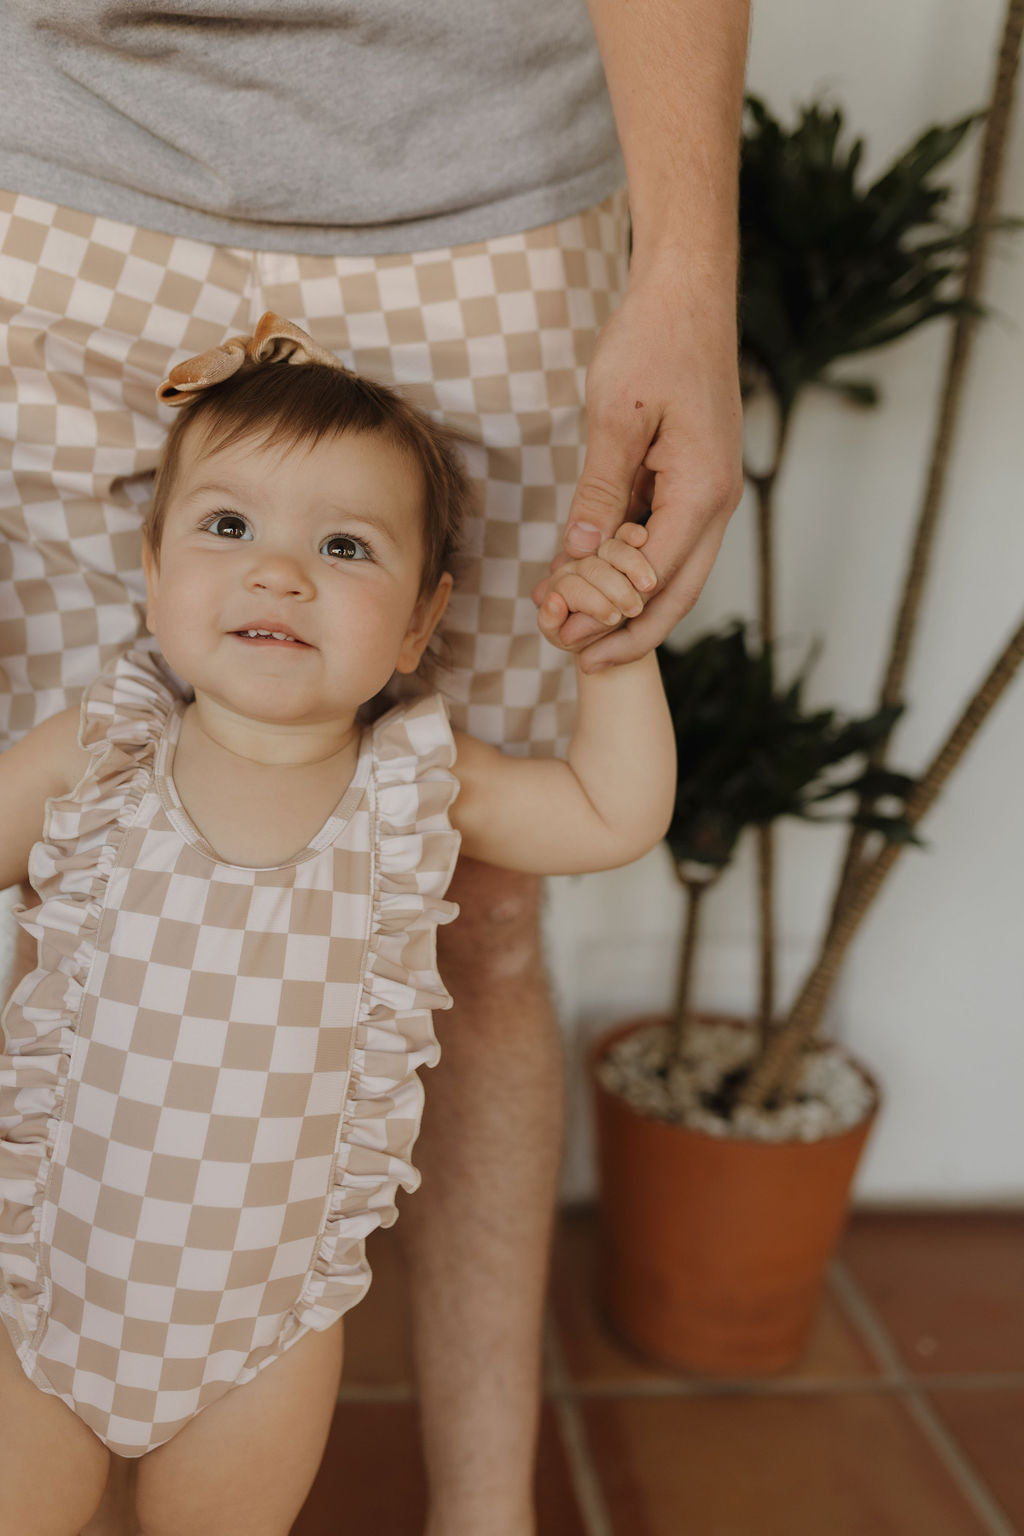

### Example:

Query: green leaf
xmin=853 ymin=768 xmax=918 ymax=799
xmin=851 ymin=814 xmax=927 ymax=847
xmin=816 ymin=376 xmax=881 ymax=407
xmin=657 ymin=626 xmax=921 ymax=867
xmin=737 ymin=96 xmax=1011 ymax=408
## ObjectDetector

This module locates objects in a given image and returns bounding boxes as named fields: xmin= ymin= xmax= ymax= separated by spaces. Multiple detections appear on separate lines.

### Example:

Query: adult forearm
xmin=586 ymin=0 xmax=749 ymax=267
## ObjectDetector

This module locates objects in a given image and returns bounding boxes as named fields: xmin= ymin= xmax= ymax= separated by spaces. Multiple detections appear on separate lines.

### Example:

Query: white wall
xmin=551 ymin=0 xmax=1024 ymax=1203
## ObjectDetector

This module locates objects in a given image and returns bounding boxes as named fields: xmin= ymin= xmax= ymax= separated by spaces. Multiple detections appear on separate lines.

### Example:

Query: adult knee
xmin=439 ymin=860 xmax=544 ymax=982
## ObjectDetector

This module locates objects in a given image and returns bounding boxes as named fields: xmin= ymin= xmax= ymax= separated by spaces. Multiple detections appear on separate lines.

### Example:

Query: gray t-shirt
xmin=0 ymin=0 xmax=624 ymax=254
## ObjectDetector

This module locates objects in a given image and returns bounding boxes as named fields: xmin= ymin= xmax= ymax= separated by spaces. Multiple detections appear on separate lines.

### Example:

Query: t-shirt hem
xmin=0 ymin=158 xmax=627 ymax=256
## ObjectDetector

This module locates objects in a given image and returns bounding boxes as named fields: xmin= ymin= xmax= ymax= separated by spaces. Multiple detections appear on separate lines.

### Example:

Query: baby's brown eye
xmin=206 ymin=513 xmax=251 ymax=540
xmin=321 ymin=535 xmax=369 ymax=561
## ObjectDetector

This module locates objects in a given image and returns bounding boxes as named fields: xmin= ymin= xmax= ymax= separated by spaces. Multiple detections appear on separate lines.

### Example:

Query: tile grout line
xmin=545 ymin=1371 xmax=1024 ymax=1399
xmin=832 ymin=1259 xmax=1018 ymax=1536
xmin=335 ymin=1382 xmax=415 ymax=1403
xmin=335 ymin=1369 xmax=1024 ymax=1407
xmin=545 ymin=1317 xmax=617 ymax=1536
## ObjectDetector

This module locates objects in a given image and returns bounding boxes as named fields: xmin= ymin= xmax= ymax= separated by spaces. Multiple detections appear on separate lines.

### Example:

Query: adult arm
xmin=542 ymin=0 xmax=749 ymax=668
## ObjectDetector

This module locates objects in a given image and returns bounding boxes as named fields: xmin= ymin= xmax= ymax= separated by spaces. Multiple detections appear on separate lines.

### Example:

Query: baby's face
xmin=143 ymin=427 xmax=448 ymax=728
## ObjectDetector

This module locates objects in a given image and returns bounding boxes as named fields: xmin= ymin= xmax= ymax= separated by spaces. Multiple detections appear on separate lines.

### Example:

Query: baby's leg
xmin=80 ymin=1457 xmax=138 ymax=1536
xmin=0 ymin=1322 xmax=110 ymax=1536
xmin=134 ymin=1319 xmax=343 ymax=1536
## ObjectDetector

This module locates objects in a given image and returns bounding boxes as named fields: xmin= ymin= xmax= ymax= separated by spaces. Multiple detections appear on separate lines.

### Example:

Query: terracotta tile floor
xmin=293 ymin=1208 xmax=1024 ymax=1535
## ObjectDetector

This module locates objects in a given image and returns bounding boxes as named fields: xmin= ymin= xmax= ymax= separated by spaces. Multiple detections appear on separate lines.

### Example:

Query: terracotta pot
xmin=590 ymin=1014 xmax=879 ymax=1376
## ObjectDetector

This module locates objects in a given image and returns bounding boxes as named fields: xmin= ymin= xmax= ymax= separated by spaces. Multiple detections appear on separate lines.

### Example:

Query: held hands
xmin=536 ymin=247 xmax=745 ymax=671
xmin=535 ymin=523 xmax=657 ymax=655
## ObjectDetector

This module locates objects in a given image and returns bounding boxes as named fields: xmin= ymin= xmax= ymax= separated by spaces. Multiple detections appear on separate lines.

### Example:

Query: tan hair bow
xmin=157 ymin=312 xmax=349 ymax=406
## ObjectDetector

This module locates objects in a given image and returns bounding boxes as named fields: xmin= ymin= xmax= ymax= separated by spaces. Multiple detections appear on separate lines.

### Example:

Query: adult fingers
xmin=627 ymin=465 xmax=657 ymax=525
xmin=563 ymin=407 xmax=654 ymax=557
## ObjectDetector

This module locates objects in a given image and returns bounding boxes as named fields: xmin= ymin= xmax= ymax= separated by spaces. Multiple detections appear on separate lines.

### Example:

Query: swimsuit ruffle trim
xmin=0 ymin=650 xmax=184 ymax=1345
xmin=295 ymin=692 xmax=461 ymax=1331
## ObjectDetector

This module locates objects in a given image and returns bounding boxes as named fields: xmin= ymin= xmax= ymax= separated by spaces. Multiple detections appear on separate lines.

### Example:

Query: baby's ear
xmin=394 ymin=573 xmax=453 ymax=674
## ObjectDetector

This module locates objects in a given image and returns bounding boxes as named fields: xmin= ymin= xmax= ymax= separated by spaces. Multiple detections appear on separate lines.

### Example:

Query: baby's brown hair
xmin=147 ymin=360 xmax=467 ymax=598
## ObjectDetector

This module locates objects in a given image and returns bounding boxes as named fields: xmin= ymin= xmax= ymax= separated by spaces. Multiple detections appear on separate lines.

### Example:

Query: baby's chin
xmin=192 ymin=677 xmax=382 ymax=731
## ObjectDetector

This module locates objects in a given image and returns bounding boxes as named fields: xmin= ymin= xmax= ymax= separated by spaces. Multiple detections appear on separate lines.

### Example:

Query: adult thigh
xmin=438 ymin=859 xmax=546 ymax=988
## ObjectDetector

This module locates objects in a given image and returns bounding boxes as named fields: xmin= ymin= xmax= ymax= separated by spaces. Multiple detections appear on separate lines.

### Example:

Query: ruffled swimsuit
xmin=0 ymin=650 xmax=459 ymax=1456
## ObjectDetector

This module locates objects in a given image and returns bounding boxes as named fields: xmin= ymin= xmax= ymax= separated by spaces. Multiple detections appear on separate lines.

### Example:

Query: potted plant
xmin=593 ymin=622 xmax=913 ymax=1372
xmin=591 ymin=6 xmax=1024 ymax=1377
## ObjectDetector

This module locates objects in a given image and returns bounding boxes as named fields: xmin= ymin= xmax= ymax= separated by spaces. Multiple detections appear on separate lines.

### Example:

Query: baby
xmin=0 ymin=315 xmax=674 ymax=1536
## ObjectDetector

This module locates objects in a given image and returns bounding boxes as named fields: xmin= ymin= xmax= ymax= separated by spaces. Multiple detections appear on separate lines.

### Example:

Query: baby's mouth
xmin=232 ymin=628 xmax=310 ymax=646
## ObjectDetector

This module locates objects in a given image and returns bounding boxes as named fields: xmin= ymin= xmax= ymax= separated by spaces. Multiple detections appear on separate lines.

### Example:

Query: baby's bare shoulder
xmin=43 ymin=706 xmax=92 ymax=792
xmin=11 ymin=707 xmax=90 ymax=794
xmin=0 ymin=707 xmax=91 ymax=888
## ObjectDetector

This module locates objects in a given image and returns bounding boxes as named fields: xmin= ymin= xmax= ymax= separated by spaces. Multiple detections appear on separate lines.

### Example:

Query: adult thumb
xmin=564 ymin=431 xmax=642 ymax=557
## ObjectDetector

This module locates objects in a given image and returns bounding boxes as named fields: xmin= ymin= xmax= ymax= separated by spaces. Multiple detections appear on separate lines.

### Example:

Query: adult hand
xmin=534 ymin=245 xmax=744 ymax=669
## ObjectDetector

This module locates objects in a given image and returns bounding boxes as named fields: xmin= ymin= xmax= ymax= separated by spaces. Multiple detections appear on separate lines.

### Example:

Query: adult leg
xmin=0 ymin=1322 xmax=111 ymax=1536
xmin=399 ymin=859 xmax=563 ymax=1536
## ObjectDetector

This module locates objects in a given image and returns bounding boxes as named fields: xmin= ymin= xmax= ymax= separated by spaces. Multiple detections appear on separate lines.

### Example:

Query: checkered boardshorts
xmin=0 ymin=649 xmax=459 ymax=1455
xmin=0 ymin=185 xmax=631 ymax=756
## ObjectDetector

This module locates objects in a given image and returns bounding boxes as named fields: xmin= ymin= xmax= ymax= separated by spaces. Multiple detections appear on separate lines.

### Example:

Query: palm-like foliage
xmin=740 ymin=96 xmax=983 ymax=413
xmin=657 ymin=76 xmax=1024 ymax=1106
xmin=659 ymin=625 xmax=917 ymax=1068
xmin=721 ymin=96 xmax=996 ymax=1078
xmin=660 ymin=626 xmax=914 ymax=873
xmin=734 ymin=5 xmax=1024 ymax=1108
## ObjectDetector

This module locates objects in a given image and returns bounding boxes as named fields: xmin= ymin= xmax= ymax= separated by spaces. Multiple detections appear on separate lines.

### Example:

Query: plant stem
xmin=670 ymin=867 xmax=707 ymax=1066
xmin=746 ymin=402 xmax=792 ymax=1046
xmin=754 ymin=471 xmax=775 ymax=658
xmin=740 ymin=610 xmax=1024 ymax=1108
xmin=756 ymin=822 xmax=774 ymax=1047
xmin=745 ymin=399 xmax=792 ymax=664
xmin=825 ymin=0 xmax=1024 ymax=942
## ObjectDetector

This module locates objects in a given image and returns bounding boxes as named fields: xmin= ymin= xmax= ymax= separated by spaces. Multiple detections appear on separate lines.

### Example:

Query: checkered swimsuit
xmin=0 ymin=649 xmax=459 ymax=1456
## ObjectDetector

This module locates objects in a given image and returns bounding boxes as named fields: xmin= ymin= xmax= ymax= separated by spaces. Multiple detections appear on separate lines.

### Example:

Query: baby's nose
xmin=245 ymin=552 xmax=314 ymax=598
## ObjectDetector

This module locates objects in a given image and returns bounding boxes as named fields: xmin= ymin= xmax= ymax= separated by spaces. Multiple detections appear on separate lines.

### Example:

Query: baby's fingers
xmin=611 ymin=520 xmax=650 ymax=550
xmin=592 ymin=534 xmax=658 ymax=606
xmin=546 ymin=568 xmax=632 ymax=627
xmin=537 ymin=588 xmax=570 ymax=640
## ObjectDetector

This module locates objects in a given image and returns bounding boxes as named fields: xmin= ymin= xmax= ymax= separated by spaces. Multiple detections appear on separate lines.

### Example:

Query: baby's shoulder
xmin=32 ymin=706 xmax=92 ymax=795
xmin=0 ymin=708 xmax=93 ymax=888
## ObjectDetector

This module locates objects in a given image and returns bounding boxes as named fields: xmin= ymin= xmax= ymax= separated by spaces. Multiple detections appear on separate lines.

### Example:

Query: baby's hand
xmin=533 ymin=523 xmax=657 ymax=654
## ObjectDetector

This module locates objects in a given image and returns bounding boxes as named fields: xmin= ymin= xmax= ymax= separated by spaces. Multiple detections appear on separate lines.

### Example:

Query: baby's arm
xmin=451 ymin=528 xmax=675 ymax=875
xmin=0 ymin=709 xmax=89 ymax=888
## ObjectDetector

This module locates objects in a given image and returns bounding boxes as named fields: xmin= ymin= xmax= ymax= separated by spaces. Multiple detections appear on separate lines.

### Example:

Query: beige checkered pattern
xmin=0 ymin=185 xmax=631 ymax=756
xmin=0 ymin=650 xmax=459 ymax=1456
